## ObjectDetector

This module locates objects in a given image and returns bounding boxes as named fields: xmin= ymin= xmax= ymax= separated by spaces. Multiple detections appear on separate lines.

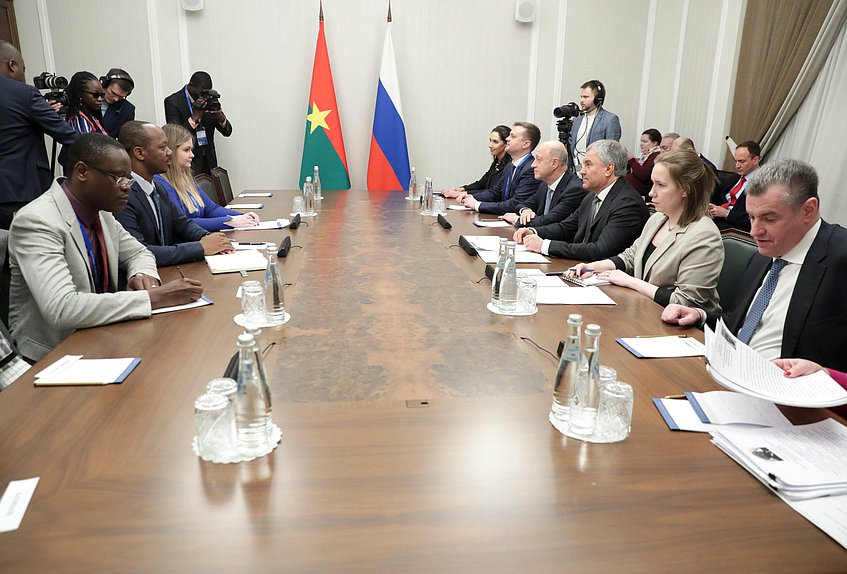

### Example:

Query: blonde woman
xmin=155 ymin=124 xmax=259 ymax=231
xmin=568 ymin=150 xmax=723 ymax=312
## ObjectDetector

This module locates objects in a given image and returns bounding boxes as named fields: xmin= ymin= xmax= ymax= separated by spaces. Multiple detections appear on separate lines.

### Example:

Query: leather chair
xmin=717 ymin=229 xmax=758 ymax=312
xmin=194 ymin=173 xmax=222 ymax=205
xmin=210 ymin=166 xmax=234 ymax=206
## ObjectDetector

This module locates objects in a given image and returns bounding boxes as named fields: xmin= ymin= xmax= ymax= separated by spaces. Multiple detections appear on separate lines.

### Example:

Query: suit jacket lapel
xmin=53 ymin=184 xmax=96 ymax=291
xmin=781 ymin=222 xmax=831 ymax=357
xmin=588 ymin=179 xmax=620 ymax=237
xmin=642 ymin=216 xmax=683 ymax=279
xmin=153 ymin=180 xmax=172 ymax=244
xmin=131 ymin=181 xmax=159 ymax=243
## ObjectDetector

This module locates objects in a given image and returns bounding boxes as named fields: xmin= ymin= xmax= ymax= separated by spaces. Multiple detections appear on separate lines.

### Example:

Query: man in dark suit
xmin=163 ymin=71 xmax=232 ymax=175
xmin=514 ymin=140 xmax=649 ymax=261
xmin=114 ymin=121 xmax=232 ymax=267
xmin=500 ymin=140 xmax=585 ymax=228
xmin=663 ymin=159 xmax=847 ymax=372
xmin=672 ymin=136 xmax=718 ymax=173
xmin=708 ymin=140 xmax=760 ymax=232
xmin=456 ymin=122 xmax=540 ymax=216
xmin=0 ymin=41 xmax=77 ymax=229
xmin=100 ymin=68 xmax=136 ymax=138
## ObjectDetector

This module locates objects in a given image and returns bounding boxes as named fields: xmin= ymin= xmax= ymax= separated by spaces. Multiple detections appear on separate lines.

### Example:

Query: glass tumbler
xmin=194 ymin=392 xmax=237 ymax=461
xmin=517 ymin=275 xmax=537 ymax=314
xmin=593 ymin=380 xmax=634 ymax=443
xmin=292 ymin=196 xmax=305 ymax=215
xmin=240 ymin=280 xmax=266 ymax=325
xmin=433 ymin=195 xmax=446 ymax=215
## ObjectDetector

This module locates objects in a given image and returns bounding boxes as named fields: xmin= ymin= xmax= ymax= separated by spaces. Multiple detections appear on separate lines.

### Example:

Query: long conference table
xmin=0 ymin=189 xmax=844 ymax=572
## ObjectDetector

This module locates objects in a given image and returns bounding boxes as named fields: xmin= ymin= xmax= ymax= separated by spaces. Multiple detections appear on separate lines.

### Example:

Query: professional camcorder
xmin=553 ymin=102 xmax=581 ymax=119
xmin=553 ymin=101 xmax=581 ymax=148
xmin=33 ymin=72 xmax=69 ymax=117
xmin=200 ymin=89 xmax=222 ymax=112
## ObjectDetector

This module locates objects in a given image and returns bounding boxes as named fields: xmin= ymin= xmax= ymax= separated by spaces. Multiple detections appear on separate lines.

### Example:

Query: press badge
xmin=196 ymin=128 xmax=209 ymax=146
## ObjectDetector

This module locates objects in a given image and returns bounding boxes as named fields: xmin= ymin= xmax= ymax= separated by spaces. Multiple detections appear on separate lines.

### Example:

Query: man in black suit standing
xmin=163 ymin=71 xmax=232 ymax=175
xmin=0 ymin=41 xmax=77 ymax=229
xmin=663 ymin=159 xmax=847 ymax=372
xmin=708 ymin=140 xmax=760 ymax=232
xmin=513 ymin=140 xmax=649 ymax=261
xmin=114 ymin=121 xmax=231 ymax=266
xmin=100 ymin=68 xmax=136 ymax=138
xmin=500 ymin=140 xmax=585 ymax=228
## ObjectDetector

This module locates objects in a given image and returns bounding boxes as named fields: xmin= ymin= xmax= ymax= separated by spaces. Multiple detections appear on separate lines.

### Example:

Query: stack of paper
xmin=223 ymin=218 xmax=290 ymax=231
xmin=205 ymin=249 xmax=268 ymax=274
xmin=462 ymin=236 xmax=550 ymax=264
xmin=705 ymin=320 xmax=847 ymax=407
xmin=34 ymin=355 xmax=141 ymax=386
xmin=618 ymin=336 xmax=706 ymax=358
xmin=653 ymin=391 xmax=791 ymax=432
xmin=711 ymin=419 xmax=847 ymax=500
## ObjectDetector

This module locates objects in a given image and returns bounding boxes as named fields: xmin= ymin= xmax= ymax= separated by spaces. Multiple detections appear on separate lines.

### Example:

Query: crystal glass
xmin=194 ymin=392 xmax=237 ymax=461
xmin=292 ymin=196 xmax=305 ymax=215
xmin=433 ymin=195 xmax=446 ymax=215
xmin=593 ymin=380 xmax=634 ymax=443
xmin=240 ymin=280 xmax=266 ymax=325
xmin=206 ymin=378 xmax=237 ymax=403
xmin=517 ymin=275 xmax=537 ymax=313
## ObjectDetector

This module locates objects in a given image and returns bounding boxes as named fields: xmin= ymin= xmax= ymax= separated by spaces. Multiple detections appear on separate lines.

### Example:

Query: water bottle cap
xmin=306 ymin=176 xmax=312 ymax=182
xmin=585 ymin=324 xmax=601 ymax=335
xmin=237 ymin=333 xmax=255 ymax=347
xmin=567 ymin=313 xmax=583 ymax=325
xmin=265 ymin=242 xmax=277 ymax=251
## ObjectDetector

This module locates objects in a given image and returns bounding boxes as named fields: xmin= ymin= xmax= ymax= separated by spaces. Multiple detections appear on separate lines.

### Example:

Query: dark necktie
xmin=543 ymin=186 xmax=554 ymax=215
xmin=502 ymin=164 xmax=515 ymax=201
xmin=737 ymin=259 xmax=788 ymax=344
xmin=591 ymin=196 xmax=601 ymax=222
xmin=151 ymin=189 xmax=166 ymax=245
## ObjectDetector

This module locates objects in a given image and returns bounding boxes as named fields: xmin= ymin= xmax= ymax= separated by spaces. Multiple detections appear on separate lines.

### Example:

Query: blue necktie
xmin=502 ymin=164 xmax=514 ymax=201
xmin=543 ymin=186 xmax=554 ymax=215
xmin=737 ymin=259 xmax=788 ymax=344
xmin=151 ymin=189 xmax=166 ymax=245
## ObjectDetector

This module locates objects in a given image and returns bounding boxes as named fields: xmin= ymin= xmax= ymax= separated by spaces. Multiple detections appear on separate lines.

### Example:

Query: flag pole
xmin=320 ymin=0 xmax=324 ymax=22
xmin=387 ymin=1 xmax=392 ymax=23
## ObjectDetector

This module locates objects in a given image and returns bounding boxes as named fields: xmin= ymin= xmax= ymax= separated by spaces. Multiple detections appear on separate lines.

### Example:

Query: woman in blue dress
xmin=155 ymin=124 xmax=260 ymax=231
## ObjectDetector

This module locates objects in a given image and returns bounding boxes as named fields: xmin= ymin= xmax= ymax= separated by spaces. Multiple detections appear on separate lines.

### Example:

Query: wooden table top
xmin=1 ymin=190 xmax=844 ymax=573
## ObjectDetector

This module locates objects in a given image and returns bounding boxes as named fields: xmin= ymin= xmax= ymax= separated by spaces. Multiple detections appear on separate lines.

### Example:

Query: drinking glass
xmin=292 ymin=196 xmax=305 ymax=215
xmin=593 ymin=380 xmax=634 ymax=443
xmin=517 ymin=275 xmax=537 ymax=313
xmin=194 ymin=392 xmax=237 ymax=461
xmin=241 ymin=280 xmax=266 ymax=325
xmin=433 ymin=196 xmax=446 ymax=215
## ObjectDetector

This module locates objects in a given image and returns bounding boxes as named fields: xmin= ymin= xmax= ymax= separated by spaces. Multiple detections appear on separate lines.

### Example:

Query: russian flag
xmin=367 ymin=25 xmax=411 ymax=191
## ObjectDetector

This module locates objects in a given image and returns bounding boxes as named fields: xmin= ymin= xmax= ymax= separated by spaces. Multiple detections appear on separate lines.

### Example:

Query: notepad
xmin=617 ymin=336 xmax=706 ymax=358
xmin=34 ymin=355 xmax=141 ymax=386
xmin=653 ymin=391 xmax=791 ymax=432
xmin=223 ymin=218 xmax=291 ymax=231
xmin=472 ymin=219 xmax=511 ymax=228
xmin=205 ymin=249 xmax=268 ymax=274
xmin=151 ymin=294 xmax=214 ymax=315
xmin=447 ymin=204 xmax=472 ymax=211
xmin=239 ymin=192 xmax=272 ymax=198
xmin=562 ymin=275 xmax=610 ymax=287
xmin=225 ymin=203 xmax=264 ymax=209
xmin=536 ymin=286 xmax=616 ymax=305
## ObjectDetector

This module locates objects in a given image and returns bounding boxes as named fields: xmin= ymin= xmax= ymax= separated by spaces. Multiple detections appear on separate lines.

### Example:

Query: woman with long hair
xmin=443 ymin=125 xmax=512 ymax=197
xmin=65 ymin=71 xmax=107 ymax=135
xmin=568 ymin=150 xmax=723 ymax=312
xmin=154 ymin=124 xmax=259 ymax=231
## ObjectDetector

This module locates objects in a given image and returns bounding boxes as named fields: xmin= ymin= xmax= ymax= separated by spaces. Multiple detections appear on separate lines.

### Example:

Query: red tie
xmin=722 ymin=176 xmax=746 ymax=209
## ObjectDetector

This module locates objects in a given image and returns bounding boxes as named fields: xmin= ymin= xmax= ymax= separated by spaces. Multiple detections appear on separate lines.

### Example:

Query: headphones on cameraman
xmin=588 ymin=79 xmax=606 ymax=108
xmin=100 ymin=72 xmax=135 ymax=92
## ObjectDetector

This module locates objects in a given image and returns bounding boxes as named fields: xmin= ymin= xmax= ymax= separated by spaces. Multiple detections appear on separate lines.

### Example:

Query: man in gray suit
xmin=9 ymin=133 xmax=203 ymax=362
xmin=568 ymin=80 xmax=621 ymax=173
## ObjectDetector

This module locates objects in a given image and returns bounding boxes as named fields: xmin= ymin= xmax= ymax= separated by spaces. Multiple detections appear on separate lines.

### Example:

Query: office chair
xmin=194 ymin=173 xmax=222 ymax=205
xmin=716 ymin=229 xmax=758 ymax=312
xmin=210 ymin=166 xmax=234 ymax=205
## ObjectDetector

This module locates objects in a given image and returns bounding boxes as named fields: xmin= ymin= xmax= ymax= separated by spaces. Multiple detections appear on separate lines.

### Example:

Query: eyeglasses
xmin=83 ymin=91 xmax=106 ymax=100
xmin=85 ymin=163 xmax=133 ymax=188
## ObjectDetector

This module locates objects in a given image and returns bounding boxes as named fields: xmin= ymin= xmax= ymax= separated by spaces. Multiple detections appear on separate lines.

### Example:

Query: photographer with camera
xmin=0 ymin=41 xmax=77 ymax=229
xmin=164 ymin=71 xmax=232 ymax=176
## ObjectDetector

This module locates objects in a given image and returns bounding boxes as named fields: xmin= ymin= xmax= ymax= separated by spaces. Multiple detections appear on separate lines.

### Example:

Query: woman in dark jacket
xmin=444 ymin=125 xmax=511 ymax=197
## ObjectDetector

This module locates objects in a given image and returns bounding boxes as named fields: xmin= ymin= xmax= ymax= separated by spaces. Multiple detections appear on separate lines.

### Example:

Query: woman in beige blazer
xmin=568 ymin=150 xmax=723 ymax=312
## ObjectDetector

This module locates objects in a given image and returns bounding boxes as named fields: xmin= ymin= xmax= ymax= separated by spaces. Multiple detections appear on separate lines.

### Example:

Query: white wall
xmin=15 ymin=0 xmax=744 ymax=191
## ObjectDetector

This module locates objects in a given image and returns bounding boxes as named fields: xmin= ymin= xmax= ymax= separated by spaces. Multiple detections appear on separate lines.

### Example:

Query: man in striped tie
xmin=663 ymin=158 xmax=847 ymax=372
xmin=708 ymin=140 xmax=761 ymax=232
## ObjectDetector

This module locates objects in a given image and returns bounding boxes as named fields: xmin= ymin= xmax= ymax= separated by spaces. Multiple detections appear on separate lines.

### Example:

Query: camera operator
xmin=164 ymin=71 xmax=232 ymax=176
xmin=0 ymin=41 xmax=77 ymax=229
xmin=568 ymin=80 xmax=621 ymax=174
xmin=100 ymin=68 xmax=136 ymax=138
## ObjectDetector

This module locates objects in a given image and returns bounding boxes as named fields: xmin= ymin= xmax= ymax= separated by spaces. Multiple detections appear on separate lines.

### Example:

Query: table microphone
xmin=437 ymin=214 xmax=452 ymax=229
xmin=458 ymin=235 xmax=477 ymax=256
xmin=289 ymin=213 xmax=301 ymax=229
xmin=277 ymin=236 xmax=292 ymax=257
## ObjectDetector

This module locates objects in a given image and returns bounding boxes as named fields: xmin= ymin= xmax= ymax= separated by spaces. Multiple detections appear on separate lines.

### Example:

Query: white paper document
xmin=151 ymin=294 xmax=214 ymax=315
xmin=239 ymin=192 xmax=272 ymax=198
xmin=477 ymin=250 xmax=549 ymax=264
xmin=536 ymin=286 xmax=616 ymax=305
xmin=0 ymin=477 xmax=39 ymax=532
xmin=225 ymin=203 xmax=264 ymax=209
xmin=654 ymin=390 xmax=791 ymax=432
xmin=464 ymin=235 xmax=518 ymax=252
xmin=780 ymin=493 xmax=847 ymax=550
xmin=34 ymin=356 xmax=140 ymax=386
xmin=447 ymin=204 xmax=472 ymax=211
xmin=223 ymin=218 xmax=290 ymax=231
xmin=705 ymin=320 xmax=847 ymax=407
xmin=205 ymin=249 xmax=268 ymax=274
xmin=617 ymin=336 xmax=706 ymax=358
xmin=472 ymin=219 xmax=511 ymax=228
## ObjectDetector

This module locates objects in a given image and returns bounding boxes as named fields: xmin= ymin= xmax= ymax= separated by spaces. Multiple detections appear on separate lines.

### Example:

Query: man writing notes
xmin=8 ymin=134 xmax=203 ymax=361
xmin=114 ymin=121 xmax=232 ymax=266
xmin=708 ymin=140 xmax=760 ymax=232
xmin=513 ymin=140 xmax=648 ymax=261
xmin=500 ymin=140 xmax=585 ymax=228
xmin=455 ymin=122 xmax=541 ymax=215
xmin=663 ymin=159 xmax=847 ymax=372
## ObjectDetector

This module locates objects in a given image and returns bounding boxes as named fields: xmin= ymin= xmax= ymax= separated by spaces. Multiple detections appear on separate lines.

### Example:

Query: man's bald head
xmin=0 ymin=40 xmax=25 ymax=82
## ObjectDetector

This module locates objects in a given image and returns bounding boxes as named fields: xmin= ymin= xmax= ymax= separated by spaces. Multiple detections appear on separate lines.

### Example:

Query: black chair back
xmin=194 ymin=173 xmax=222 ymax=205
xmin=210 ymin=167 xmax=234 ymax=205
xmin=717 ymin=230 xmax=758 ymax=312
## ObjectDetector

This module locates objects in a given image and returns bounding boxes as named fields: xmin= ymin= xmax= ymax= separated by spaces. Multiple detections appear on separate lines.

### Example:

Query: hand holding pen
xmin=564 ymin=263 xmax=595 ymax=278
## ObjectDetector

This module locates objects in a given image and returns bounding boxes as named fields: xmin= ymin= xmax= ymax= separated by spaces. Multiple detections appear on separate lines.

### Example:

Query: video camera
xmin=33 ymin=72 xmax=69 ymax=117
xmin=200 ymin=89 xmax=222 ymax=112
xmin=553 ymin=102 xmax=581 ymax=146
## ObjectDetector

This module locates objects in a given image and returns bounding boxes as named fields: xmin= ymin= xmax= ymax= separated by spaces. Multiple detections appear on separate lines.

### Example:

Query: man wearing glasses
xmin=7 ymin=133 xmax=204 ymax=362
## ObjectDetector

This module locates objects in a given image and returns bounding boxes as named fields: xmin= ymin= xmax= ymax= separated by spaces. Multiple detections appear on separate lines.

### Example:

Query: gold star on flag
xmin=306 ymin=103 xmax=332 ymax=134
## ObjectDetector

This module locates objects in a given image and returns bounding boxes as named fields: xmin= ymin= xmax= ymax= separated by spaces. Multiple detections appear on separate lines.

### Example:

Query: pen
xmin=235 ymin=242 xmax=266 ymax=246
xmin=567 ymin=267 xmax=594 ymax=274
xmin=635 ymin=335 xmax=688 ymax=338
xmin=663 ymin=394 xmax=686 ymax=399
xmin=545 ymin=271 xmax=564 ymax=276
xmin=176 ymin=266 xmax=186 ymax=279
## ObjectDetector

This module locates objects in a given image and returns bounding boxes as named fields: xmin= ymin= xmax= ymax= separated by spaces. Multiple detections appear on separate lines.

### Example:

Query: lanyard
xmin=76 ymin=217 xmax=103 ymax=293
xmin=184 ymin=87 xmax=194 ymax=116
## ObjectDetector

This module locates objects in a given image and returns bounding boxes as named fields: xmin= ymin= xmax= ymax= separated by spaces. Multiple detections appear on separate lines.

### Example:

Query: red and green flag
xmin=299 ymin=5 xmax=350 ymax=190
